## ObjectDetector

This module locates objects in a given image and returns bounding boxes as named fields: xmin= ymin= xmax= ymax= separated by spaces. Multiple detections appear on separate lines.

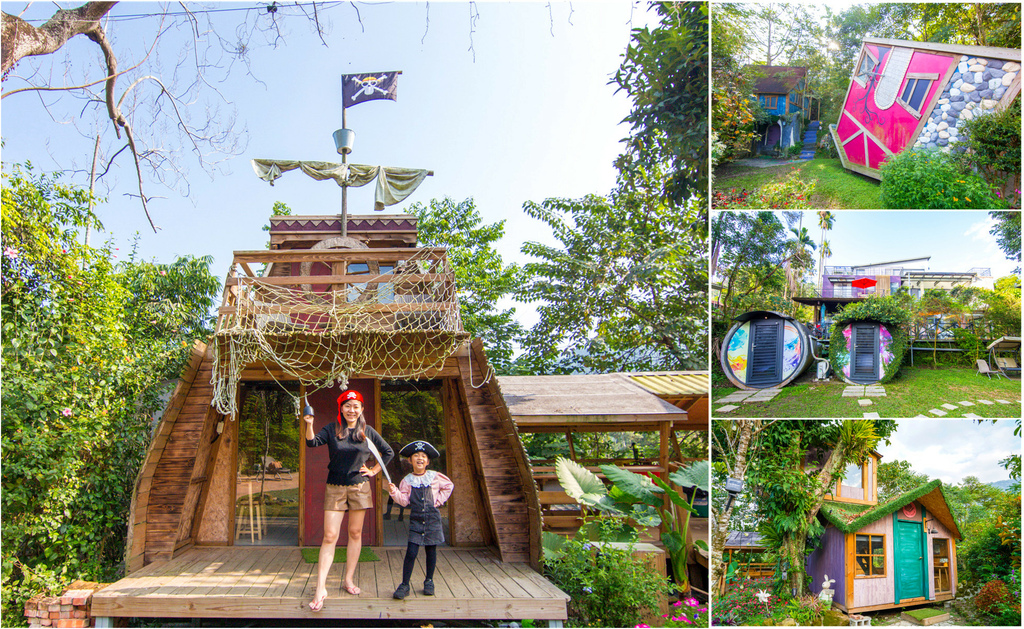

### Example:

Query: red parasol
xmin=851 ymin=277 xmax=877 ymax=289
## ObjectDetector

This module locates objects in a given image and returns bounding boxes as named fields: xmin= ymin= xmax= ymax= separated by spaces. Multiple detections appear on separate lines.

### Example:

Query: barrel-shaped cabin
xmin=720 ymin=311 xmax=814 ymax=390
xmin=832 ymin=319 xmax=899 ymax=385
xmin=92 ymin=214 xmax=569 ymax=626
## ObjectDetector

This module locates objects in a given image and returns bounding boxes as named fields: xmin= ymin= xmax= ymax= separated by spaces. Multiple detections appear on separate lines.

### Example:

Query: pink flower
xmin=636 ymin=624 xmax=650 ymax=628
xmin=61 ymin=408 xmax=72 ymax=417
xmin=684 ymin=597 xmax=699 ymax=607
xmin=673 ymin=600 xmax=684 ymax=608
xmin=159 ymin=270 xmax=166 ymax=276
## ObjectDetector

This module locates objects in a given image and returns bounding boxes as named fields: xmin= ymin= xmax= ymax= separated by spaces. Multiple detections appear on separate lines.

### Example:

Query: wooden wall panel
xmin=195 ymin=416 xmax=236 ymax=545
xmin=852 ymin=514 xmax=895 ymax=609
xmin=442 ymin=378 xmax=490 ymax=546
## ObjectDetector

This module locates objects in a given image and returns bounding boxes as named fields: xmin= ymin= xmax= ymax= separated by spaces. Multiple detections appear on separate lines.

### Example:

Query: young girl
xmin=387 ymin=440 xmax=454 ymax=599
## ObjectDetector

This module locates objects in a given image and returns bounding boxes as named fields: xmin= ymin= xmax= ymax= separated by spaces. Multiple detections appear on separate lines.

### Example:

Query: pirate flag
xmin=342 ymin=72 xmax=399 ymax=108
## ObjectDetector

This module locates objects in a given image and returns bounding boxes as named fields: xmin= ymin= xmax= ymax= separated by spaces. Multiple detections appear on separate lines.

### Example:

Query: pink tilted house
xmin=830 ymin=37 xmax=1020 ymax=179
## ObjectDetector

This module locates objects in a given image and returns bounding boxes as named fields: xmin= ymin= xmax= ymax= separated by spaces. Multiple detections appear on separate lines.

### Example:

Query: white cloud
xmin=877 ymin=420 xmax=1018 ymax=485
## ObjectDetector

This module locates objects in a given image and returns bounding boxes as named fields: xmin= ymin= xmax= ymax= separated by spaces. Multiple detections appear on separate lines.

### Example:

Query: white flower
xmin=755 ymin=589 xmax=771 ymax=603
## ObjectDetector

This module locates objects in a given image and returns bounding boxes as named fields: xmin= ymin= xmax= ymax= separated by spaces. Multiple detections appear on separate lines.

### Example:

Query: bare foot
xmin=343 ymin=582 xmax=362 ymax=596
xmin=309 ymin=589 xmax=327 ymax=611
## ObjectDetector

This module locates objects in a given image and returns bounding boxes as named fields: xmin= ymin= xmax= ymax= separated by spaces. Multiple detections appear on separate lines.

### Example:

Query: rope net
xmin=211 ymin=248 xmax=467 ymax=416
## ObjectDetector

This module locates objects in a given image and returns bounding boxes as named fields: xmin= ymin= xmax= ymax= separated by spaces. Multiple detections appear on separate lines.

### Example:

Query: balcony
xmin=211 ymin=247 xmax=467 ymax=401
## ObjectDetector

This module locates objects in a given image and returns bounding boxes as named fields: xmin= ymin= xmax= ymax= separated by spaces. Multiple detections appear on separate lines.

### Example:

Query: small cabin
xmin=92 ymin=214 xmax=571 ymax=625
xmin=750 ymin=66 xmax=819 ymax=152
xmin=830 ymin=37 xmax=1021 ymax=180
xmin=832 ymin=319 xmax=898 ymax=385
xmin=720 ymin=311 xmax=815 ymax=389
xmin=807 ymin=450 xmax=961 ymax=614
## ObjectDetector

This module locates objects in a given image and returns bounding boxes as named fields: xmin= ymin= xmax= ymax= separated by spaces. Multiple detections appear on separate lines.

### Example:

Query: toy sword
xmin=365 ymin=439 xmax=392 ymax=485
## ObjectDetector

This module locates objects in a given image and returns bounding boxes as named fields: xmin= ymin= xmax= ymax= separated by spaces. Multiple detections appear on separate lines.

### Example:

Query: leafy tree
xmin=517 ymin=172 xmax=706 ymax=374
xmin=876 ymin=459 xmax=930 ymax=502
xmin=989 ymin=211 xmax=1022 ymax=273
xmin=614 ymin=1 xmax=708 ymax=209
xmin=1 ymin=164 xmax=220 ymax=625
xmin=747 ymin=420 xmax=897 ymax=596
xmin=711 ymin=211 xmax=788 ymax=319
xmin=409 ymin=197 xmax=523 ymax=375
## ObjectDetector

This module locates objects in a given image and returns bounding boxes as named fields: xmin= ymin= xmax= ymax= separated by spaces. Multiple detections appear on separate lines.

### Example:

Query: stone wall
xmin=914 ymin=56 xmax=1020 ymax=151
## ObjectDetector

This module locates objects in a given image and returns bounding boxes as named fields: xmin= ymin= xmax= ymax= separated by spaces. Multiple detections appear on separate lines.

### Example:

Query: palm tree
xmin=785 ymin=226 xmax=817 ymax=301
xmin=817 ymin=211 xmax=836 ymax=294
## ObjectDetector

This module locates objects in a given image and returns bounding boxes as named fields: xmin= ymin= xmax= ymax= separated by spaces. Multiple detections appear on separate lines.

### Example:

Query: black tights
xmin=401 ymin=542 xmax=436 ymax=584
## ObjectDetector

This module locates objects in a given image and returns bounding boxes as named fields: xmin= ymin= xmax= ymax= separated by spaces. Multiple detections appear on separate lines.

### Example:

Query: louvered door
xmin=747 ymin=320 xmax=783 ymax=386
xmin=851 ymin=324 xmax=879 ymax=383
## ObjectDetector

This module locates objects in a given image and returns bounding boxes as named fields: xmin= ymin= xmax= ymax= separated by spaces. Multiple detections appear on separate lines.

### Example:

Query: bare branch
xmin=421 ymin=1 xmax=429 ymax=45
xmin=349 ymin=1 xmax=363 ymax=33
xmin=310 ymin=2 xmax=328 ymax=47
xmin=468 ymin=1 xmax=479 ymax=62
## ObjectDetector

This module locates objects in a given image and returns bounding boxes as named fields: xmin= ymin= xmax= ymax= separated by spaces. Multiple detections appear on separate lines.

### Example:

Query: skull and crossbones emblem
xmin=353 ymin=75 xmax=390 ymax=98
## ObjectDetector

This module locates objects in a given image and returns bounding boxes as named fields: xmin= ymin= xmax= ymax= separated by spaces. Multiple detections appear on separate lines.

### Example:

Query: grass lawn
xmin=713 ymin=157 xmax=883 ymax=209
xmin=712 ymin=366 xmax=1022 ymax=418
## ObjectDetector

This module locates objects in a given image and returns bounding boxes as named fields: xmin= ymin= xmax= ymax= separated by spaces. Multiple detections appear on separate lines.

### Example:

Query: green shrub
xmin=976 ymin=579 xmax=1013 ymax=613
xmin=713 ymin=576 xmax=780 ymax=626
xmin=880 ymin=149 xmax=1004 ymax=209
xmin=543 ymin=518 xmax=670 ymax=628
xmin=752 ymin=168 xmax=816 ymax=209
xmin=953 ymin=329 xmax=987 ymax=367
xmin=955 ymin=99 xmax=1021 ymax=207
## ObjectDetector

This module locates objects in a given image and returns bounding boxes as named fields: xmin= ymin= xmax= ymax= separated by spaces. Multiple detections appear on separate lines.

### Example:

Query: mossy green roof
xmin=819 ymin=478 xmax=962 ymax=539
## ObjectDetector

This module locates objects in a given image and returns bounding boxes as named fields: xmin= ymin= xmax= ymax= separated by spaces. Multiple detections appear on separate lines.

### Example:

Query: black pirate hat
xmin=399 ymin=440 xmax=440 ymax=459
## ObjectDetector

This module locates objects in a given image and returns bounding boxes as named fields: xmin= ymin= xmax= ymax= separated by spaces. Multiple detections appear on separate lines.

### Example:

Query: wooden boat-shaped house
xmin=91 ymin=213 xmax=570 ymax=625
xmin=806 ymin=450 xmax=961 ymax=614
xmin=830 ymin=37 xmax=1020 ymax=180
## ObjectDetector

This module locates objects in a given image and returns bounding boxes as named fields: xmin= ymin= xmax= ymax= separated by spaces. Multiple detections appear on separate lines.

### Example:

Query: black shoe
xmin=393 ymin=582 xmax=410 ymax=599
xmin=423 ymin=579 xmax=434 ymax=596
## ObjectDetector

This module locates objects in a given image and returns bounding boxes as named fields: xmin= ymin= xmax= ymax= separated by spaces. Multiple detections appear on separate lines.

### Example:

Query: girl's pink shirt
xmin=388 ymin=470 xmax=454 ymax=507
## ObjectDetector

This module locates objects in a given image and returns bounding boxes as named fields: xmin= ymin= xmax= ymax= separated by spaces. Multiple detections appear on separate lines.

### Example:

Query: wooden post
xmin=341 ymin=105 xmax=348 ymax=237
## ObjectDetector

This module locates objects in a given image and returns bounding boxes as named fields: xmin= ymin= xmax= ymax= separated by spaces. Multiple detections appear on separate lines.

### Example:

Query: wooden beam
xmin=232 ymin=248 xmax=448 ymax=264
xmin=225 ymin=273 xmax=450 ymax=286
xmin=862 ymin=36 xmax=1020 ymax=61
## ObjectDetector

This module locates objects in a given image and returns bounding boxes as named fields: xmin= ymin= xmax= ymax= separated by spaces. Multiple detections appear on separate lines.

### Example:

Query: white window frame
xmin=896 ymin=72 xmax=940 ymax=118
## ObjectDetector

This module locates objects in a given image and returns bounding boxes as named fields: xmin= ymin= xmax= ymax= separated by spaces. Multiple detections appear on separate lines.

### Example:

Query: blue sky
xmin=1 ymin=1 xmax=658 ymax=328
xmin=878 ymin=419 xmax=1018 ymax=485
xmin=789 ymin=211 xmax=1019 ymax=283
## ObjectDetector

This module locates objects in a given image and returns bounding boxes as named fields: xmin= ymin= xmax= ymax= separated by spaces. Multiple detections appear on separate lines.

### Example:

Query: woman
xmin=304 ymin=389 xmax=393 ymax=610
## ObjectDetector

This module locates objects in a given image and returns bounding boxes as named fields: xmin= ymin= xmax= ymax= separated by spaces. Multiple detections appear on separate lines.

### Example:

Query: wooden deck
xmin=92 ymin=546 xmax=568 ymax=623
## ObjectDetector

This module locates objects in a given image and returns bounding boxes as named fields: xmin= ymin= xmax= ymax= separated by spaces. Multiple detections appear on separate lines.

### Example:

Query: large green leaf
xmin=555 ymin=457 xmax=608 ymax=507
xmin=600 ymin=464 xmax=663 ymax=506
xmin=542 ymin=531 xmax=568 ymax=561
xmin=652 ymin=473 xmax=694 ymax=511
xmin=630 ymin=504 xmax=662 ymax=528
xmin=670 ymin=460 xmax=710 ymax=492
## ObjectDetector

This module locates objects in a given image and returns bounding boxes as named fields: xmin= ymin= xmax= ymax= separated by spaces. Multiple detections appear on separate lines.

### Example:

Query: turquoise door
xmin=895 ymin=519 xmax=926 ymax=600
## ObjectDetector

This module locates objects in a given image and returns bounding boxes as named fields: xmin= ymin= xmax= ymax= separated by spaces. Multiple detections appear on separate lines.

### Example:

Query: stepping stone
xmin=941 ymin=403 xmax=958 ymax=410
xmin=996 ymin=399 xmax=1012 ymax=404
xmin=716 ymin=405 xmax=739 ymax=414
xmin=862 ymin=412 xmax=880 ymax=419
xmin=964 ymin=413 xmax=981 ymax=419
xmin=929 ymin=409 xmax=947 ymax=416
xmin=717 ymin=391 xmax=754 ymax=403
xmin=978 ymin=399 xmax=995 ymax=405
xmin=913 ymin=415 xmax=929 ymax=418
xmin=958 ymin=401 xmax=975 ymax=407
xmin=858 ymin=399 xmax=873 ymax=406
xmin=842 ymin=386 xmax=865 ymax=397
xmin=865 ymin=389 xmax=887 ymax=397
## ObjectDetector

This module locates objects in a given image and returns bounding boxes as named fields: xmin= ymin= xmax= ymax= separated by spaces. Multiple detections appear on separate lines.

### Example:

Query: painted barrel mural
xmin=832 ymin=319 xmax=899 ymax=385
xmin=720 ymin=311 xmax=815 ymax=390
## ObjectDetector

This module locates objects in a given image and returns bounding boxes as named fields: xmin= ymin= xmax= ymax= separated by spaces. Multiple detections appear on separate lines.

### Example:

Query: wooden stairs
xmin=457 ymin=339 xmax=542 ymax=569
xmin=125 ymin=341 xmax=223 ymax=571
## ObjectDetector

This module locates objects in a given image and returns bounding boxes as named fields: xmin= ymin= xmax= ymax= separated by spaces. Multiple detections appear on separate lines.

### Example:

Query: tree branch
xmin=1 ymin=2 xmax=118 ymax=75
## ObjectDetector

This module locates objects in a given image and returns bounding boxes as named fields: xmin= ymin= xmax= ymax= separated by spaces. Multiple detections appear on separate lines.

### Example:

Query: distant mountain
xmin=988 ymin=480 xmax=1020 ymax=492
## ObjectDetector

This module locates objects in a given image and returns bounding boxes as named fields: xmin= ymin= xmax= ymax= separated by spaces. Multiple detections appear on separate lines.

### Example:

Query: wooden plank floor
xmin=92 ymin=546 xmax=568 ymax=621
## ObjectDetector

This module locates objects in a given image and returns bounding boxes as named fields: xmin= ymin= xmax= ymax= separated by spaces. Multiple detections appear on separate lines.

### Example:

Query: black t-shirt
xmin=307 ymin=422 xmax=394 ymax=486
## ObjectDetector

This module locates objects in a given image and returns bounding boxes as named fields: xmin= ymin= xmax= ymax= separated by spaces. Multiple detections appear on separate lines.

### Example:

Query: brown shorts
xmin=324 ymin=481 xmax=372 ymax=512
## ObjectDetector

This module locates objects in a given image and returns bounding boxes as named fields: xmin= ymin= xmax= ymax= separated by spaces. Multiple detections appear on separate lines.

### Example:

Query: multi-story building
xmin=793 ymin=256 xmax=993 ymax=325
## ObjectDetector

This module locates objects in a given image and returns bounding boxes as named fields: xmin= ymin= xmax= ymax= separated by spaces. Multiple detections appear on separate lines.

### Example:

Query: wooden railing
xmin=215 ymin=248 xmax=461 ymax=335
